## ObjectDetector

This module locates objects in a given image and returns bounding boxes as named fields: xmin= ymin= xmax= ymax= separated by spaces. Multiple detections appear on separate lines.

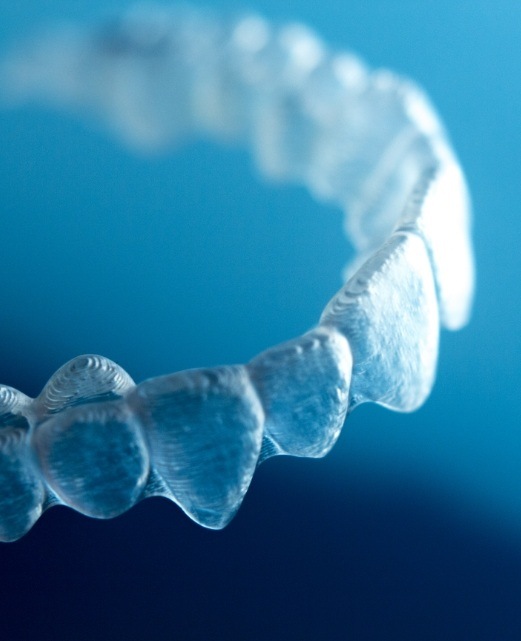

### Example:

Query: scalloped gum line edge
xmin=0 ymin=5 xmax=474 ymax=541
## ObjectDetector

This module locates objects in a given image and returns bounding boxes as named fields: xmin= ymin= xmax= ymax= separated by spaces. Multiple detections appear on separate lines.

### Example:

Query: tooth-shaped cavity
xmin=398 ymin=148 xmax=474 ymax=330
xmin=0 ymin=429 xmax=45 ymax=542
xmin=248 ymin=327 xmax=352 ymax=458
xmin=320 ymin=232 xmax=439 ymax=411
xmin=127 ymin=366 xmax=264 ymax=529
xmin=0 ymin=386 xmax=44 ymax=542
xmin=33 ymin=354 xmax=135 ymax=420
xmin=32 ymin=400 xmax=149 ymax=519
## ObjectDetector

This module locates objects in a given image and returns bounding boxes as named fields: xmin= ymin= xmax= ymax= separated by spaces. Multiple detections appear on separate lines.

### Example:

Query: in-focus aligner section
xmin=33 ymin=399 xmax=149 ymax=519
xmin=0 ymin=386 xmax=44 ymax=542
xmin=32 ymin=354 xmax=135 ymax=420
xmin=0 ymin=5 xmax=475 ymax=542
xmin=248 ymin=327 xmax=352 ymax=460
xmin=127 ymin=365 xmax=265 ymax=529
xmin=321 ymin=231 xmax=439 ymax=411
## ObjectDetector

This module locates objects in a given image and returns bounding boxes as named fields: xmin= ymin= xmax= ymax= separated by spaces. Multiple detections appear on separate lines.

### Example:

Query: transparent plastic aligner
xmin=243 ymin=23 xmax=326 ymax=182
xmin=0 ymin=7 xmax=474 ymax=329
xmin=397 ymin=147 xmax=475 ymax=329
xmin=127 ymin=366 xmax=264 ymax=529
xmin=32 ymin=399 xmax=149 ymax=518
xmin=0 ymin=6 xmax=475 ymax=541
xmin=0 ymin=387 xmax=45 ymax=541
xmin=32 ymin=354 xmax=135 ymax=419
xmin=320 ymin=232 xmax=439 ymax=411
xmin=248 ymin=327 xmax=352 ymax=459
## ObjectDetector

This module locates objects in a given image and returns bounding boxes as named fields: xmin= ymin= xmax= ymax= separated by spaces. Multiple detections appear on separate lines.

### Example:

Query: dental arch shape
xmin=0 ymin=5 xmax=474 ymax=541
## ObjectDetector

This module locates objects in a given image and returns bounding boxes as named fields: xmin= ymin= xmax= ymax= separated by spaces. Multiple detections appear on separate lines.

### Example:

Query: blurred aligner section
xmin=0 ymin=5 xmax=474 ymax=540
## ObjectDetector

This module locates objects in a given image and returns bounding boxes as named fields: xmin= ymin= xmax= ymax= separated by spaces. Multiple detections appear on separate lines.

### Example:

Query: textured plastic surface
xmin=248 ymin=327 xmax=352 ymax=458
xmin=0 ymin=388 xmax=44 ymax=542
xmin=33 ymin=400 xmax=149 ymax=518
xmin=33 ymin=355 xmax=135 ymax=419
xmin=128 ymin=366 xmax=264 ymax=528
xmin=0 ymin=5 xmax=474 ymax=540
xmin=321 ymin=232 xmax=439 ymax=410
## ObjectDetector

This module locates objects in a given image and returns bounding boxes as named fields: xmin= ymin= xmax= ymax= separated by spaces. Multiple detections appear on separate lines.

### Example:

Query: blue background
xmin=1 ymin=1 xmax=521 ymax=639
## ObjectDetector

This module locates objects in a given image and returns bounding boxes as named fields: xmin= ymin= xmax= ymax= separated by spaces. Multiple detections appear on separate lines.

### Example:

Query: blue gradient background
xmin=1 ymin=2 xmax=521 ymax=639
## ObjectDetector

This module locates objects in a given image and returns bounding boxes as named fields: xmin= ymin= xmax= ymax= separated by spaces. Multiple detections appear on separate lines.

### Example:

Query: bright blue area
xmin=1 ymin=1 xmax=521 ymax=537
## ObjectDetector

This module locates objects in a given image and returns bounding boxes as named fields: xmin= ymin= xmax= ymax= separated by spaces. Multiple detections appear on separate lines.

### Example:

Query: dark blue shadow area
xmin=1 ymin=460 xmax=520 ymax=641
